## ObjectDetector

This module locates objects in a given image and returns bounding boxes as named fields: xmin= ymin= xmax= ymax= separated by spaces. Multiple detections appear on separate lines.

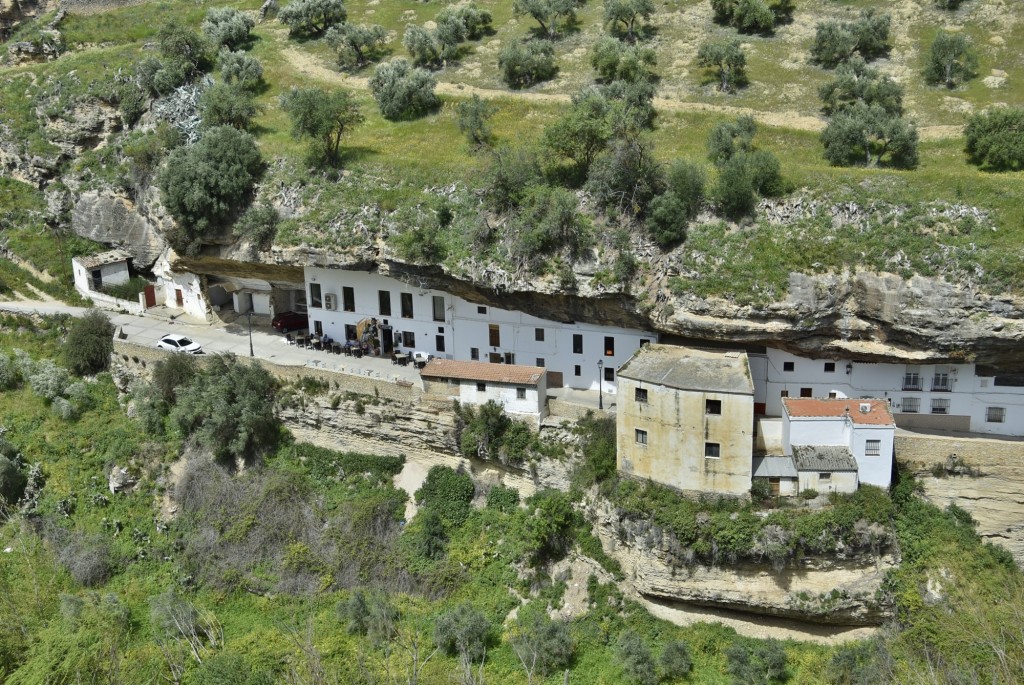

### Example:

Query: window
xmin=470 ymin=348 xmax=479 ymax=360
xmin=604 ymin=367 xmax=615 ymax=382
xmin=516 ymin=387 xmax=526 ymax=400
xmin=931 ymin=398 xmax=950 ymax=415
xmin=706 ymin=399 xmax=722 ymax=415
xmin=574 ymin=365 xmax=581 ymax=377
xmin=477 ymin=305 xmax=487 ymax=314
xmin=341 ymin=286 xmax=355 ymax=312
xmin=402 ymin=331 xmax=415 ymax=347
xmin=489 ymin=353 xmax=502 ymax=363
xmin=504 ymin=352 xmax=515 ymax=365
xmin=604 ymin=336 xmax=615 ymax=356
xmin=488 ymin=324 xmax=501 ymax=347
xmin=819 ymin=472 xmax=831 ymax=482
xmin=310 ymin=283 xmax=323 ymax=308
xmin=378 ymin=290 xmax=392 ymax=316
xmin=400 ymin=293 xmax=413 ymax=318
xmin=535 ymin=328 xmax=545 ymax=342
xmin=783 ymin=361 xmax=794 ymax=372
xmin=344 ymin=324 xmax=357 ymax=341
xmin=828 ymin=391 xmax=838 ymax=399
xmin=476 ymin=382 xmax=486 ymax=392
xmin=314 ymin=321 xmax=323 ymax=336
xmin=903 ymin=370 xmax=922 ymax=391
xmin=435 ymin=335 xmax=445 ymax=352
xmin=635 ymin=388 xmax=648 ymax=403
xmin=640 ymin=339 xmax=651 ymax=347
xmin=536 ymin=358 xmax=545 ymax=367
xmin=433 ymin=296 xmax=445 ymax=322
xmin=573 ymin=334 xmax=583 ymax=354
xmin=437 ymin=326 xmax=444 ymax=333
xmin=704 ymin=442 xmax=720 ymax=458
xmin=987 ymin=407 xmax=1006 ymax=423
xmin=824 ymin=362 xmax=836 ymax=373
xmin=780 ymin=390 xmax=789 ymax=398
xmin=635 ymin=429 xmax=648 ymax=445
xmin=800 ymin=387 xmax=813 ymax=398
xmin=932 ymin=372 xmax=950 ymax=392
xmin=902 ymin=397 xmax=920 ymax=413
xmin=865 ymin=440 xmax=881 ymax=457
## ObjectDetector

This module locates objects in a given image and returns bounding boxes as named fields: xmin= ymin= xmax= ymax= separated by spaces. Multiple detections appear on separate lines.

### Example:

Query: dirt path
xmin=281 ymin=47 xmax=961 ymax=139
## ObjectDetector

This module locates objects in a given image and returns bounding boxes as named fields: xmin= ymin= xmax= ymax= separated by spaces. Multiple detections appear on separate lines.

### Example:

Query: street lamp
xmin=246 ymin=309 xmax=254 ymax=357
xmin=597 ymin=359 xmax=604 ymax=411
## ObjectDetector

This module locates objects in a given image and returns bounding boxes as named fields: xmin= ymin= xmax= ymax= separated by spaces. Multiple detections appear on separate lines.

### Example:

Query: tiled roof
xmin=74 ymin=249 xmax=132 ymax=269
xmin=752 ymin=456 xmax=798 ymax=478
xmin=783 ymin=398 xmax=894 ymax=426
xmin=421 ymin=359 xmax=544 ymax=386
xmin=792 ymin=445 xmax=859 ymax=472
xmin=618 ymin=344 xmax=753 ymax=395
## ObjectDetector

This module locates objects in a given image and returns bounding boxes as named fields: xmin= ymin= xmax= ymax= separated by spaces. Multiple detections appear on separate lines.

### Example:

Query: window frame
xmin=865 ymin=439 xmax=881 ymax=457
xmin=986 ymin=406 xmax=1006 ymax=423
xmin=535 ymin=328 xmax=545 ymax=342
xmin=902 ymin=397 xmax=920 ymax=414
xmin=783 ymin=361 xmax=795 ymax=372
xmin=635 ymin=387 xmax=648 ymax=403
xmin=604 ymin=336 xmax=615 ymax=357
xmin=378 ymin=290 xmax=392 ymax=316
xmin=309 ymin=283 xmax=323 ymax=309
xmin=572 ymin=334 xmax=583 ymax=354
xmin=432 ymin=296 xmax=445 ymax=322
xmin=476 ymin=382 xmax=486 ymax=392
xmin=342 ymin=286 xmax=355 ymax=312
xmin=516 ymin=387 xmax=527 ymax=400
xmin=931 ymin=398 xmax=950 ymax=415
xmin=400 ymin=292 xmax=414 ymax=319
xmin=635 ymin=429 xmax=648 ymax=446
xmin=824 ymin=362 xmax=836 ymax=373
xmin=704 ymin=442 xmax=721 ymax=459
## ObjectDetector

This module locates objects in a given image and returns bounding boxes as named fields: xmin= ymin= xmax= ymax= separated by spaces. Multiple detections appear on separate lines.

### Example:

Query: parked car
xmin=272 ymin=311 xmax=309 ymax=333
xmin=156 ymin=334 xmax=203 ymax=354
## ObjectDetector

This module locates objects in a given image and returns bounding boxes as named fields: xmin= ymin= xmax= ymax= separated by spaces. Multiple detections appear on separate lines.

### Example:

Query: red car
xmin=271 ymin=311 xmax=308 ymax=333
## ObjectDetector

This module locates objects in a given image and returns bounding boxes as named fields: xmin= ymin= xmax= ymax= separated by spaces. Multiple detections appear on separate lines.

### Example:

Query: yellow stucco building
xmin=616 ymin=345 xmax=755 ymax=496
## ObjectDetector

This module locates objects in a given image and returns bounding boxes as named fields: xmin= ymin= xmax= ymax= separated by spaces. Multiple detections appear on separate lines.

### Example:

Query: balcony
xmin=931 ymin=377 xmax=951 ymax=392
xmin=902 ymin=376 xmax=922 ymax=392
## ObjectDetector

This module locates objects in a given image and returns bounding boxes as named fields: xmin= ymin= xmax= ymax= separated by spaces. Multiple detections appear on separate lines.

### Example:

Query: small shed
xmin=751 ymin=456 xmax=798 ymax=497
xmin=72 ymin=249 xmax=132 ymax=293
xmin=792 ymin=445 xmax=859 ymax=494
xmin=420 ymin=358 xmax=547 ymax=426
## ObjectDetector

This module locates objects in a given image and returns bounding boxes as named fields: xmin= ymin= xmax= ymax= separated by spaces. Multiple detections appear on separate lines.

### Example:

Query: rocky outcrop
xmin=71 ymin=187 xmax=171 ymax=267
xmin=592 ymin=500 xmax=896 ymax=626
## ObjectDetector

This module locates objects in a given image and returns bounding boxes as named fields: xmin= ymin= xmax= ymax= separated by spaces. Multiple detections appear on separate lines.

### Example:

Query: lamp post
xmin=246 ymin=309 xmax=254 ymax=357
xmin=597 ymin=359 xmax=604 ymax=411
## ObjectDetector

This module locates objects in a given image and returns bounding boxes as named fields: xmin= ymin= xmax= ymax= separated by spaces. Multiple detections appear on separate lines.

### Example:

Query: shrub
xmin=617 ymin=630 xmax=657 ymax=685
xmin=707 ymin=115 xmax=756 ymax=165
xmin=647 ymin=160 xmax=705 ymax=247
xmin=280 ymin=86 xmax=364 ymax=165
xmin=27 ymin=359 xmax=70 ymax=402
xmin=486 ymin=484 xmax=520 ymax=512
xmin=437 ymin=4 xmax=492 ymax=41
xmin=158 ymin=126 xmax=263 ymax=255
xmin=499 ymin=39 xmax=557 ymax=89
xmin=726 ymin=639 xmax=787 ymax=685
xmin=117 ymin=83 xmax=148 ymax=127
xmin=339 ymin=590 xmax=399 ymax=643
xmin=158 ymin=19 xmax=209 ymax=75
xmin=923 ymin=30 xmax=977 ymax=88
xmin=526 ymin=490 xmax=578 ymax=566
xmin=219 ymin=49 xmax=264 ymax=90
xmin=233 ymin=202 xmax=279 ymax=249
xmin=51 ymin=397 xmax=75 ymax=420
xmin=191 ymin=653 xmax=272 ymax=685
xmin=965 ymin=107 xmax=1024 ymax=171
xmin=821 ymin=102 xmax=919 ymax=169
xmin=200 ymin=83 xmax=261 ymax=130
xmin=819 ymin=56 xmax=903 ymax=117
xmin=56 ymin=533 xmax=112 ymax=587
xmin=325 ymin=23 xmax=388 ymax=69
xmin=713 ymin=154 xmax=757 ymax=219
xmin=369 ymin=59 xmax=440 ymax=120
xmin=591 ymin=37 xmax=657 ymax=85
xmin=512 ymin=185 xmax=592 ymax=262
xmin=935 ymin=0 xmax=966 ymax=8
xmin=543 ymin=88 xmax=613 ymax=180
xmin=585 ymin=135 xmax=664 ymax=217
xmin=484 ymin=146 xmax=544 ymax=211
xmin=713 ymin=0 xmax=775 ymax=34
xmin=604 ymin=0 xmax=654 ymax=42
xmin=660 ymin=640 xmax=693 ymax=679
xmin=0 ymin=353 xmax=18 ymax=390
xmin=456 ymin=94 xmax=496 ymax=148
xmin=202 ymin=7 xmax=255 ymax=49
xmin=415 ymin=465 xmax=475 ymax=528
xmin=697 ymin=40 xmax=746 ymax=92
xmin=151 ymin=352 xmax=199 ymax=404
xmin=0 ymin=454 xmax=26 ymax=506
xmin=509 ymin=609 xmax=574 ymax=680
xmin=278 ymin=0 xmax=346 ymax=37
xmin=801 ymin=488 xmax=819 ymax=500
xmin=434 ymin=604 xmax=490 ymax=663
xmin=403 ymin=24 xmax=444 ymax=68
xmin=63 ymin=310 xmax=115 ymax=376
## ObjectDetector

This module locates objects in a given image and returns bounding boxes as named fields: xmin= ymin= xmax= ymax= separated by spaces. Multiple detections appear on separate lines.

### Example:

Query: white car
xmin=156 ymin=334 xmax=203 ymax=354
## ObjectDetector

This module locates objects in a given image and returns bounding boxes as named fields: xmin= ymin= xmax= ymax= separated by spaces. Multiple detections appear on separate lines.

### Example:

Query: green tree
xmin=965 ymin=107 xmax=1024 ymax=171
xmin=151 ymin=351 xmax=199 ymax=404
xmin=510 ymin=609 xmax=574 ymax=684
xmin=821 ymin=101 xmax=919 ymax=168
xmin=434 ymin=604 xmax=491 ymax=682
xmin=809 ymin=20 xmax=857 ymax=68
xmin=278 ymin=0 xmax=346 ymax=37
xmin=512 ymin=185 xmax=591 ymax=262
xmin=415 ymin=465 xmax=475 ymax=528
xmin=369 ymin=59 xmax=440 ymax=120
xmin=591 ymin=36 xmax=656 ymax=84
xmin=158 ymin=19 xmax=209 ymax=75
xmin=233 ymin=201 xmax=280 ymax=249
xmin=525 ymin=489 xmax=579 ymax=565
xmin=604 ymin=0 xmax=655 ymax=42
xmin=513 ymin=0 xmax=586 ymax=38
xmin=713 ymin=153 xmax=757 ymax=219
xmin=660 ymin=640 xmax=693 ymax=680
xmin=543 ymin=87 xmax=613 ymax=179
xmin=158 ymin=126 xmax=263 ymax=254
xmin=707 ymin=115 xmax=756 ymax=165
xmin=0 ymin=453 xmax=26 ymax=506
xmin=64 ymin=309 xmax=115 ymax=376
xmin=403 ymin=24 xmax=443 ymax=68
xmin=219 ymin=49 xmax=264 ymax=90
xmin=586 ymin=134 xmax=664 ymax=216
xmin=456 ymin=94 xmax=497 ymax=148
xmin=325 ymin=23 xmax=388 ymax=69
xmin=202 ymin=7 xmax=255 ymax=49
xmin=437 ymin=5 xmax=493 ymax=41
xmin=617 ymin=630 xmax=657 ymax=685
xmin=200 ymin=83 xmax=261 ymax=130
xmin=810 ymin=9 xmax=891 ymax=68
xmin=818 ymin=56 xmax=903 ymax=116
xmin=498 ymin=39 xmax=557 ymax=88
xmin=280 ymin=86 xmax=363 ymax=165
xmin=733 ymin=0 xmax=774 ymax=33
xmin=726 ymin=639 xmax=788 ymax=685
xmin=696 ymin=40 xmax=747 ymax=92
xmin=647 ymin=160 xmax=705 ymax=247
xmin=484 ymin=145 xmax=544 ymax=211
xmin=170 ymin=354 xmax=280 ymax=464
xmin=923 ymin=30 xmax=977 ymax=88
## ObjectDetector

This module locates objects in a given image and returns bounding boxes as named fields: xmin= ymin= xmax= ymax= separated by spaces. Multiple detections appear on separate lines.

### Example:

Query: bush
xmin=0 ymin=353 xmax=18 ymax=390
xmin=511 ymin=185 xmax=592 ymax=262
xmin=26 ymin=359 xmax=70 ymax=402
xmin=55 ymin=533 xmax=112 ymax=587
xmin=821 ymin=102 xmax=919 ymax=169
xmin=660 ymin=640 xmax=693 ymax=679
xmin=278 ymin=0 xmax=346 ymax=37
xmin=280 ymin=86 xmax=364 ymax=165
xmin=64 ymin=310 xmax=115 ymax=376
xmin=713 ymin=154 xmax=757 ymax=220
xmin=158 ymin=126 xmax=263 ymax=255
xmin=647 ymin=161 xmax=706 ymax=247
xmin=0 ymin=454 xmax=26 ymax=506
xmin=810 ymin=9 xmax=891 ymax=68
xmin=697 ymin=40 xmax=746 ymax=92
xmin=51 ymin=397 xmax=75 ymax=420
xmin=484 ymin=146 xmax=544 ymax=211
xmin=965 ymin=107 xmax=1024 ymax=171
xmin=200 ymin=83 xmax=261 ymax=130
xmin=923 ymin=30 xmax=977 ymax=88
xmin=707 ymin=115 xmax=756 ymax=165
xmin=543 ymin=88 xmax=613 ymax=180
xmin=403 ymin=24 xmax=444 ymax=68
xmin=510 ymin=609 xmax=574 ymax=679
xmin=618 ymin=630 xmax=657 ymax=685
xmin=339 ymin=589 xmax=399 ymax=643
xmin=486 ymin=484 xmax=520 ymax=512
xmin=434 ymin=604 xmax=490 ymax=680
xmin=202 ymin=7 xmax=255 ymax=49
xmin=526 ymin=490 xmax=579 ymax=566
xmin=151 ymin=352 xmax=199 ymax=404
xmin=726 ymin=639 xmax=787 ymax=685
xmin=325 ymin=23 xmax=388 ymax=70
xmin=712 ymin=0 xmax=775 ymax=34
xmin=591 ymin=36 xmax=657 ymax=85
xmin=456 ymin=94 xmax=496 ymax=148
xmin=437 ymin=4 xmax=492 ymax=41
xmin=499 ymin=39 xmax=557 ymax=89
xmin=415 ymin=465 xmax=475 ymax=528
xmin=585 ymin=135 xmax=665 ymax=217
xmin=191 ymin=653 xmax=272 ymax=685
xmin=158 ymin=19 xmax=209 ymax=75
xmin=219 ymin=49 xmax=264 ymax=90
xmin=369 ymin=59 xmax=439 ymax=120
xmin=801 ymin=488 xmax=819 ymax=500
xmin=818 ymin=56 xmax=903 ymax=117
xmin=233 ymin=202 xmax=279 ymax=249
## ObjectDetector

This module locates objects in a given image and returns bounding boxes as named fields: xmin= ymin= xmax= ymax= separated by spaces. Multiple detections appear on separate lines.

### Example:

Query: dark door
xmin=769 ymin=478 xmax=781 ymax=496
xmin=175 ymin=289 xmax=183 ymax=306
xmin=91 ymin=269 xmax=102 ymax=290
xmin=547 ymin=371 xmax=563 ymax=388
xmin=381 ymin=326 xmax=394 ymax=354
xmin=144 ymin=284 xmax=156 ymax=308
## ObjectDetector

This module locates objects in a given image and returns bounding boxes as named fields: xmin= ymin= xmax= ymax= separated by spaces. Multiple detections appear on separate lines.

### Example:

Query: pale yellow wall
xmin=797 ymin=471 xmax=858 ymax=494
xmin=617 ymin=377 xmax=754 ymax=495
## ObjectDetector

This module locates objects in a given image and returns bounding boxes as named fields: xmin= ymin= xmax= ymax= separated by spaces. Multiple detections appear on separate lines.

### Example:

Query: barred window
xmin=986 ymin=407 xmax=1006 ymax=423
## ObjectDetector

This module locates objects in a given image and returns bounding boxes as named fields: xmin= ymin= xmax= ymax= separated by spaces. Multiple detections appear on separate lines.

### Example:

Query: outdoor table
xmin=296 ymin=333 xmax=308 ymax=348
xmin=394 ymin=353 xmax=409 ymax=366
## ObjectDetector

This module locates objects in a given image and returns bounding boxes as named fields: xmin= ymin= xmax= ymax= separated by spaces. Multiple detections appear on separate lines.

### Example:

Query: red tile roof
xmin=421 ymin=359 xmax=544 ymax=386
xmin=783 ymin=398 xmax=894 ymax=426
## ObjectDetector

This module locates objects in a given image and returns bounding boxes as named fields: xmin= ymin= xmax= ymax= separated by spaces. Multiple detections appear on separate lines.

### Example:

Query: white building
xmin=303 ymin=267 xmax=656 ymax=391
xmin=72 ymin=249 xmax=131 ymax=295
xmin=153 ymin=252 xmax=209 ymax=320
xmin=420 ymin=358 xmax=547 ymax=426
xmin=750 ymin=348 xmax=1024 ymax=437
xmin=782 ymin=397 xmax=895 ymax=489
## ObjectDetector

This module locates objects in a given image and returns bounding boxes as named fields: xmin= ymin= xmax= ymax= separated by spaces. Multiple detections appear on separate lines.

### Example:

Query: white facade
xmin=72 ymin=252 xmax=130 ymax=294
xmin=752 ymin=348 xmax=1024 ymax=437
xmin=304 ymin=267 xmax=655 ymax=390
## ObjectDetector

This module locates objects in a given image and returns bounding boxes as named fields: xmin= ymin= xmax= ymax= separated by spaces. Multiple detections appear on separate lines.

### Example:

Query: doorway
xmin=381 ymin=326 xmax=394 ymax=354
xmin=175 ymin=289 xmax=183 ymax=307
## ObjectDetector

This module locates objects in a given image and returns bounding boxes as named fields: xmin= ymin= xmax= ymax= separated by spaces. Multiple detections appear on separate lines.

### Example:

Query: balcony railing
xmin=931 ymin=378 xmax=952 ymax=392
xmin=902 ymin=377 xmax=922 ymax=391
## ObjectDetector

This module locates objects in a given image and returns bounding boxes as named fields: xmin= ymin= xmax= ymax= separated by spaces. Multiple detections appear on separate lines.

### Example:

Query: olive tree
xmin=325 ymin=23 xmax=387 ymax=69
xmin=696 ymin=40 xmax=747 ymax=92
xmin=964 ymin=108 xmax=1024 ymax=171
xmin=923 ymin=30 xmax=977 ymax=88
xmin=219 ymin=49 xmax=264 ymax=90
xmin=278 ymin=0 xmax=346 ymax=37
xmin=513 ymin=0 xmax=586 ymax=38
xmin=510 ymin=610 xmax=574 ymax=685
xmin=711 ymin=0 xmax=775 ymax=34
xmin=818 ymin=56 xmax=903 ymax=116
xmin=403 ymin=24 xmax=447 ymax=68
xmin=617 ymin=631 xmax=656 ymax=685
xmin=590 ymin=36 xmax=656 ymax=84
xmin=437 ymin=5 xmax=492 ymax=41
xmin=810 ymin=9 xmax=891 ymax=68
xmin=821 ymin=102 xmax=919 ymax=169
xmin=456 ymin=94 xmax=497 ymax=148
xmin=280 ymin=86 xmax=363 ymax=165
xmin=369 ymin=59 xmax=440 ymax=120
xmin=201 ymin=7 xmax=255 ymax=49
xmin=65 ymin=309 xmax=115 ymax=376
xmin=498 ymin=39 xmax=557 ymax=88
xmin=604 ymin=0 xmax=655 ymax=42
xmin=647 ymin=160 xmax=706 ymax=247
xmin=200 ymin=83 xmax=261 ymax=130
xmin=543 ymin=87 xmax=612 ymax=178
xmin=434 ymin=605 xmax=491 ymax=685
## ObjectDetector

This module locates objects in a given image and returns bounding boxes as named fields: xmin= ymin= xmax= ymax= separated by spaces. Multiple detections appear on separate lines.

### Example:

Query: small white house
xmin=751 ymin=456 xmax=798 ymax=497
xmin=72 ymin=249 xmax=132 ymax=294
xmin=420 ymin=358 xmax=547 ymax=426
xmin=782 ymin=398 xmax=895 ymax=489
xmin=791 ymin=445 xmax=860 ymax=494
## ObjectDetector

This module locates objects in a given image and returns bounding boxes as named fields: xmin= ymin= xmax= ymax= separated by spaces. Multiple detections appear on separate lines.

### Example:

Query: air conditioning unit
xmin=324 ymin=294 xmax=337 ymax=310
